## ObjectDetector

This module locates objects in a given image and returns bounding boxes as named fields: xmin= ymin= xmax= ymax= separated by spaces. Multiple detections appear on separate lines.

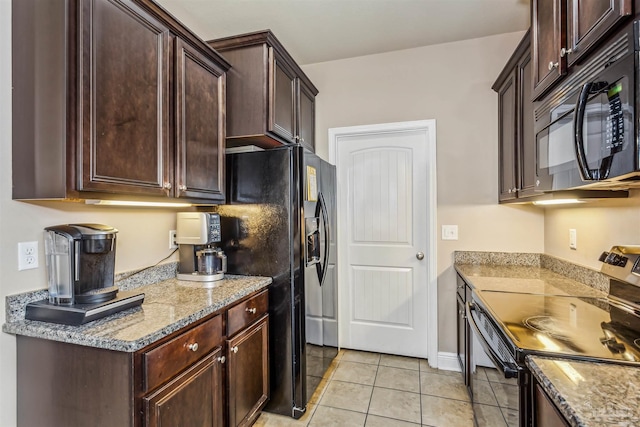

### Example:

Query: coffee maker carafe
xmin=45 ymin=224 xmax=119 ymax=305
xmin=176 ymin=213 xmax=227 ymax=282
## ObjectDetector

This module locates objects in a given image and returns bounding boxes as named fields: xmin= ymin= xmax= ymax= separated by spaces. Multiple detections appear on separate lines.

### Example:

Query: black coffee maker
xmin=25 ymin=223 xmax=144 ymax=325
xmin=45 ymin=224 xmax=118 ymax=304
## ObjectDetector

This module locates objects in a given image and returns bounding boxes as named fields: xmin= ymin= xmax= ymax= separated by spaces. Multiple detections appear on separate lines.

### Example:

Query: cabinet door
xmin=144 ymin=348 xmax=224 ymax=427
xmin=175 ymin=38 xmax=226 ymax=202
xmin=227 ymin=315 xmax=269 ymax=427
xmin=534 ymin=383 xmax=570 ymax=427
xmin=532 ymin=0 xmax=566 ymax=100
xmin=517 ymin=52 xmax=537 ymax=198
xmin=269 ymin=49 xmax=297 ymax=144
xmin=498 ymin=69 xmax=518 ymax=202
xmin=78 ymin=0 xmax=171 ymax=196
xmin=567 ymin=0 xmax=632 ymax=66
xmin=298 ymin=80 xmax=316 ymax=152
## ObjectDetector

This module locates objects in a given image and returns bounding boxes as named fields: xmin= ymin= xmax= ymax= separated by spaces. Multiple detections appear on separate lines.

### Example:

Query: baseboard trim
xmin=435 ymin=352 xmax=461 ymax=372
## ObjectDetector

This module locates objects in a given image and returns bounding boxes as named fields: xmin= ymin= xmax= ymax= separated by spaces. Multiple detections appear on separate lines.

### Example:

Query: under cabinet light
xmin=532 ymin=199 xmax=584 ymax=206
xmin=85 ymin=200 xmax=193 ymax=208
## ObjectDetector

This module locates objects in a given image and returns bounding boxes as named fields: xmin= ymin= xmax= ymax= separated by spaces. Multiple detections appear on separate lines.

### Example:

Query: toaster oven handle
xmin=574 ymin=81 xmax=614 ymax=181
xmin=466 ymin=302 xmax=519 ymax=379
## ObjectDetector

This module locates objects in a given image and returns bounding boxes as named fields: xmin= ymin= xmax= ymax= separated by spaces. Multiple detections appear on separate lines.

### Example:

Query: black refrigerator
xmin=218 ymin=145 xmax=338 ymax=419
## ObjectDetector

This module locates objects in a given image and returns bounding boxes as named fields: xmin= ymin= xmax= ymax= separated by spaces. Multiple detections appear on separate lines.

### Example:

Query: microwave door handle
xmin=574 ymin=81 xmax=612 ymax=180
xmin=574 ymin=82 xmax=596 ymax=181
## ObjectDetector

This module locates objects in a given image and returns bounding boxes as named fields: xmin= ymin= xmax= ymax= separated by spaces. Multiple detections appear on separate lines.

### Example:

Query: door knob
xmin=416 ymin=252 xmax=425 ymax=260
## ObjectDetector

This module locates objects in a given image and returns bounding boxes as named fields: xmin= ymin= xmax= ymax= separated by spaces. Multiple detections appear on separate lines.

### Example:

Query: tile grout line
xmin=362 ymin=354 xmax=381 ymax=426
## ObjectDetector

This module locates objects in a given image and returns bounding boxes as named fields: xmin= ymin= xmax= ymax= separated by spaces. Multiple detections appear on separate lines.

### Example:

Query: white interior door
xmin=330 ymin=121 xmax=437 ymax=360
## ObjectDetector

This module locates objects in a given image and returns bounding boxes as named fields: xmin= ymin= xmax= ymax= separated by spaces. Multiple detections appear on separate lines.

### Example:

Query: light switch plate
xmin=569 ymin=229 xmax=577 ymax=250
xmin=442 ymin=225 xmax=458 ymax=240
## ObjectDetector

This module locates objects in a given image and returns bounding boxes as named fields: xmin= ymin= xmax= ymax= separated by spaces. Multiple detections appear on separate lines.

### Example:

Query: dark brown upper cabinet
xmin=532 ymin=0 xmax=632 ymax=100
xmin=175 ymin=39 xmax=226 ymax=201
xmin=12 ymin=0 xmax=229 ymax=204
xmin=494 ymin=32 xmax=536 ymax=203
xmin=208 ymin=30 xmax=319 ymax=152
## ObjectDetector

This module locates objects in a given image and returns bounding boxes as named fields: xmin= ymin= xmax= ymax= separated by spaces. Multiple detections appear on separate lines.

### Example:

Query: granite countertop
xmin=527 ymin=356 xmax=640 ymax=427
xmin=2 ymin=275 xmax=272 ymax=352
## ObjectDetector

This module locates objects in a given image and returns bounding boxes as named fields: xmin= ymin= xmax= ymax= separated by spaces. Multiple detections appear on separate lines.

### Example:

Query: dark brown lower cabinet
xmin=533 ymin=383 xmax=569 ymax=427
xmin=17 ymin=336 xmax=135 ymax=427
xmin=227 ymin=315 xmax=269 ymax=427
xmin=15 ymin=289 xmax=270 ymax=427
xmin=144 ymin=347 xmax=224 ymax=427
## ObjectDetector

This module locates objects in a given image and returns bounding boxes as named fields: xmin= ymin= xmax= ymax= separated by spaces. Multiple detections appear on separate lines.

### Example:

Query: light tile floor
xmin=254 ymin=349 xmax=515 ymax=427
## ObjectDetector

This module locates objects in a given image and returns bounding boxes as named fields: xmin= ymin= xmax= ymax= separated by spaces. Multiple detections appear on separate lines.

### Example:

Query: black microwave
xmin=535 ymin=19 xmax=640 ymax=191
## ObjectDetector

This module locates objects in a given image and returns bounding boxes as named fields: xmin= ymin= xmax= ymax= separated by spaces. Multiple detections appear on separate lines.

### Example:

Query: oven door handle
xmin=466 ymin=301 xmax=519 ymax=379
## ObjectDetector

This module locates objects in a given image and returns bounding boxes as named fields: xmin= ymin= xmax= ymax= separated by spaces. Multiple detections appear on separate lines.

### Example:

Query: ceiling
xmin=155 ymin=0 xmax=531 ymax=65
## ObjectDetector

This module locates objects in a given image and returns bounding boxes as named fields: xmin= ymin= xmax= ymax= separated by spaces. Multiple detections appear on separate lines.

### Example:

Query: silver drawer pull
xmin=218 ymin=356 xmax=226 ymax=364
xmin=231 ymin=346 xmax=239 ymax=354
xmin=245 ymin=307 xmax=257 ymax=314
xmin=187 ymin=342 xmax=199 ymax=352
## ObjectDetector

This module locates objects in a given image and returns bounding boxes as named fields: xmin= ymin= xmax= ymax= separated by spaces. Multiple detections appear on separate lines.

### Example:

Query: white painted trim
xmin=328 ymin=119 xmax=439 ymax=367
xmin=436 ymin=352 xmax=461 ymax=372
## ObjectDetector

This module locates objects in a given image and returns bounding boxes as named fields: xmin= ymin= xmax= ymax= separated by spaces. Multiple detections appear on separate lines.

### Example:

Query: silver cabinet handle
xmin=548 ymin=61 xmax=558 ymax=70
xmin=178 ymin=184 xmax=187 ymax=191
xmin=163 ymin=182 xmax=172 ymax=190
xmin=245 ymin=307 xmax=257 ymax=314
xmin=231 ymin=346 xmax=239 ymax=354
xmin=416 ymin=252 xmax=425 ymax=260
xmin=187 ymin=342 xmax=199 ymax=352
xmin=217 ymin=356 xmax=226 ymax=364
xmin=560 ymin=47 xmax=573 ymax=57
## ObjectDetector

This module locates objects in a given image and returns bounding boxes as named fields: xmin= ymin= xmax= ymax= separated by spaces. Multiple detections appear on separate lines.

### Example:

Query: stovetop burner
xmin=523 ymin=315 xmax=573 ymax=341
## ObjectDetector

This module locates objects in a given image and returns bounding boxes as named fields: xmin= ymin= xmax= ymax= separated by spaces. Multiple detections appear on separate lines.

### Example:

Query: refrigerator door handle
xmin=317 ymin=192 xmax=330 ymax=286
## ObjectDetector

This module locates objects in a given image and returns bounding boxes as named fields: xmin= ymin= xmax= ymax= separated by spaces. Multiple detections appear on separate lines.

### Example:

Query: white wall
xmin=302 ymin=31 xmax=545 ymax=355
xmin=0 ymin=2 xmax=180 ymax=424
xmin=544 ymin=192 xmax=640 ymax=269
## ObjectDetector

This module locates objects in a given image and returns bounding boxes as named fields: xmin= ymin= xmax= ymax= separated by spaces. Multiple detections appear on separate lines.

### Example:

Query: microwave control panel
xmin=605 ymin=81 xmax=625 ymax=153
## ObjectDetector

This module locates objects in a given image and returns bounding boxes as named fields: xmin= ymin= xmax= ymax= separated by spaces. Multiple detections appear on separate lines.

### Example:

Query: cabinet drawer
xmin=227 ymin=290 xmax=268 ymax=337
xmin=144 ymin=314 xmax=223 ymax=393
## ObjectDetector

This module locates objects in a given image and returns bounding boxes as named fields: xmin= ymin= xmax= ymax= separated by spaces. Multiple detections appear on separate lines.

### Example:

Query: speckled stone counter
xmin=527 ymin=356 xmax=640 ymax=427
xmin=2 ymin=275 xmax=271 ymax=352
xmin=454 ymin=251 xmax=608 ymax=297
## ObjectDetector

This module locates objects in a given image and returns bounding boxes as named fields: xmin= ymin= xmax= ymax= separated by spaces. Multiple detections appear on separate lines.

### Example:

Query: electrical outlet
xmin=169 ymin=230 xmax=178 ymax=249
xmin=569 ymin=229 xmax=577 ymax=250
xmin=18 ymin=241 xmax=39 ymax=271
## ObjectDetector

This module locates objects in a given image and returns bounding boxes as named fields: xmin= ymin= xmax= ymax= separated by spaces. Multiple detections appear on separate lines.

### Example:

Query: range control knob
xmin=598 ymin=252 xmax=609 ymax=262
xmin=617 ymin=256 xmax=628 ymax=267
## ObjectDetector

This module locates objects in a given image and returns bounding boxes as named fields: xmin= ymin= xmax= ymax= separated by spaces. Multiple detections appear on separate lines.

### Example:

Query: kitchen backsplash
xmin=454 ymin=251 xmax=609 ymax=293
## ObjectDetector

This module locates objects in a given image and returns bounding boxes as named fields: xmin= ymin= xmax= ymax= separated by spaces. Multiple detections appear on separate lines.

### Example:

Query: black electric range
xmin=474 ymin=290 xmax=640 ymax=365
xmin=467 ymin=246 xmax=640 ymax=426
